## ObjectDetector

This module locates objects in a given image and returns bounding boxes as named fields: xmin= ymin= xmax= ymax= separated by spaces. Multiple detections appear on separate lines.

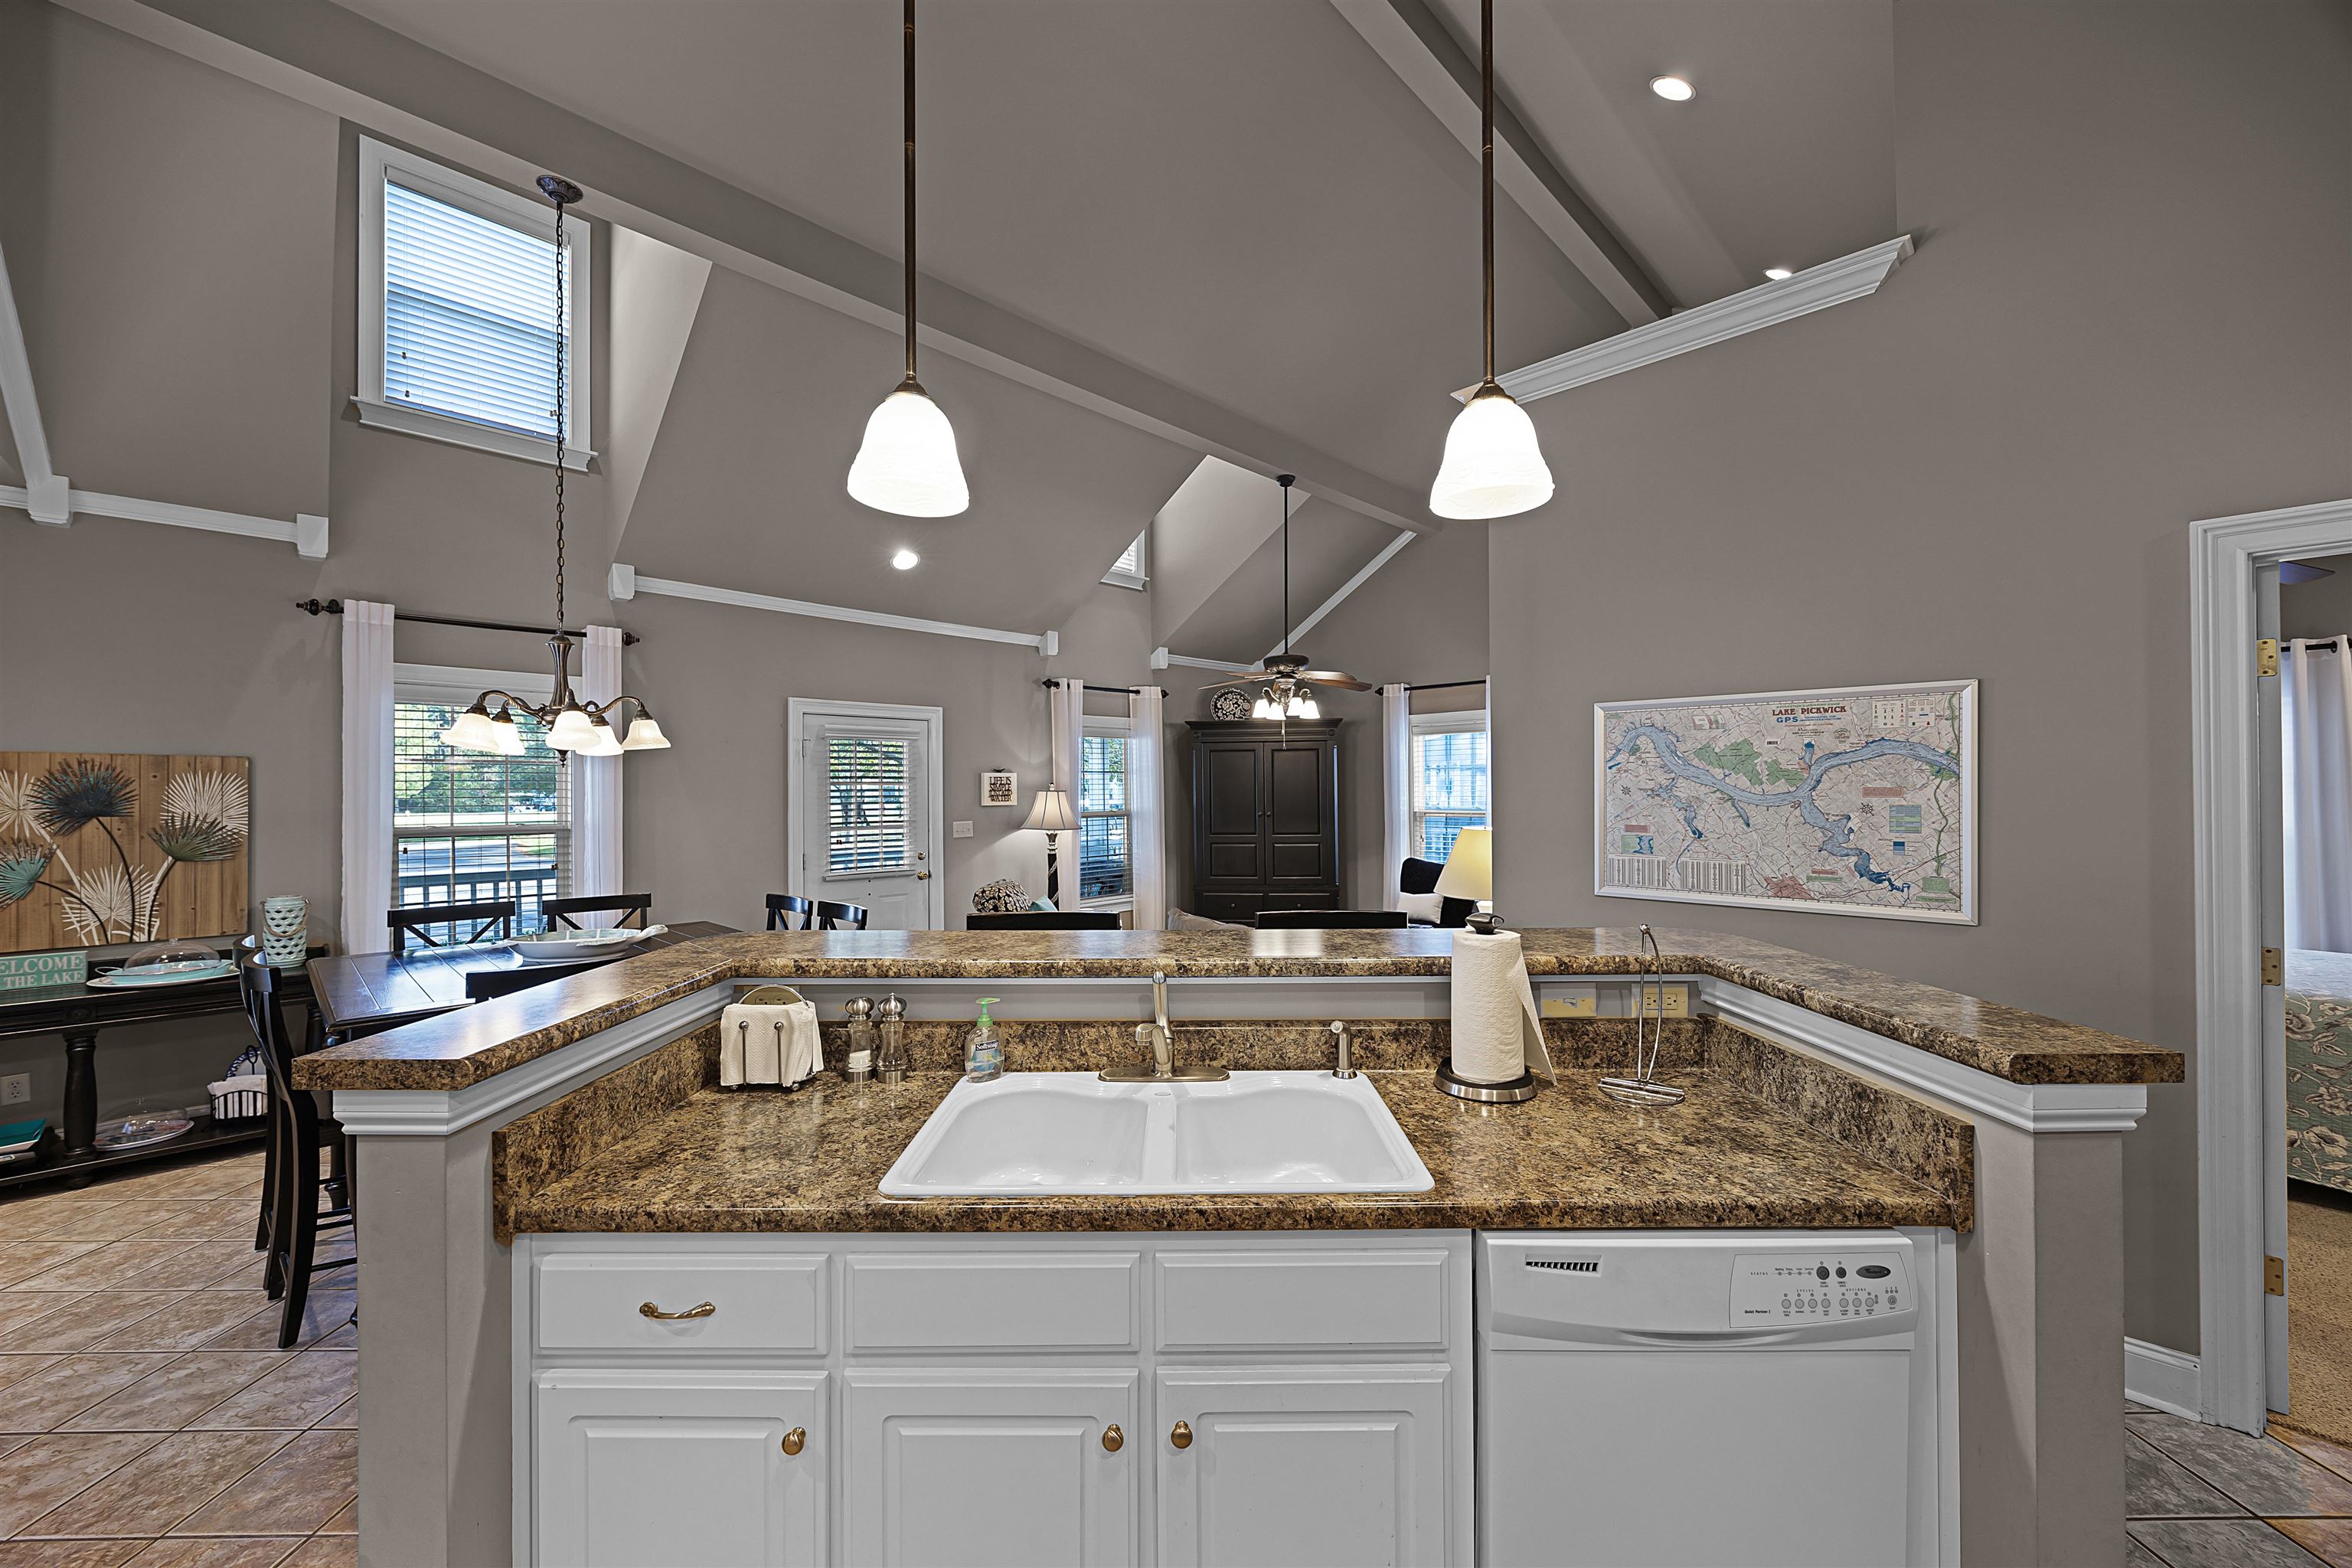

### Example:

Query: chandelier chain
xmin=552 ymin=188 xmax=567 ymax=627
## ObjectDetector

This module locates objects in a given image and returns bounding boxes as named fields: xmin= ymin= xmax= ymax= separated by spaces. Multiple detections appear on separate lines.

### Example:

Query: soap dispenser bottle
xmin=965 ymin=997 xmax=1004 ymax=1083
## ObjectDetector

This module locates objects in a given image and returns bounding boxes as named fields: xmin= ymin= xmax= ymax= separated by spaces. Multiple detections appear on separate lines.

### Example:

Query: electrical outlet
xmin=0 ymin=1073 xmax=28 ymax=1106
xmin=1638 ymin=984 xmax=1689 ymax=1018
xmin=952 ymin=821 xmax=974 ymax=839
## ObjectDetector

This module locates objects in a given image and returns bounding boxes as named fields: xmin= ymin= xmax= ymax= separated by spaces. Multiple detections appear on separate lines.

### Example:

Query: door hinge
xmin=2258 ymin=637 xmax=2280 ymax=678
xmin=2267 ymin=1254 xmax=2286 ymax=1296
xmin=2263 ymin=946 xmax=2285 ymax=987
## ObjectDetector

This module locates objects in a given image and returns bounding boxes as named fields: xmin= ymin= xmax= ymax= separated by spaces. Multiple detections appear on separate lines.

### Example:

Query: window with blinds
xmin=1102 ymin=530 xmax=1148 ymax=590
xmin=392 ymin=698 xmax=570 ymax=939
xmin=1411 ymin=716 xmax=1490 ymax=862
xmin=384 ymin=178 xmax=572 ymax=440
xmin=825 ymin=733 xmax=916 ymax=875
xmin=1079 ymin=732 xmax=1132 ymax=901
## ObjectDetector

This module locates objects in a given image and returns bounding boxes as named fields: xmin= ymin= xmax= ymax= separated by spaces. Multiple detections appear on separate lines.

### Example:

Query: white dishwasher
xmin=1478 ymin=1230 xmax=1942 ymax=1568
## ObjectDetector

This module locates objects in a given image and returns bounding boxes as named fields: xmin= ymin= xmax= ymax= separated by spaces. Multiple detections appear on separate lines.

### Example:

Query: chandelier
xmin=440 ymin=175 xmax=670 ymax=759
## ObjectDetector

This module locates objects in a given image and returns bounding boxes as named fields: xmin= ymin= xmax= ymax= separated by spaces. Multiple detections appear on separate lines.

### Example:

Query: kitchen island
xmin=298 ymin=927 xmax=2178 ymax=1568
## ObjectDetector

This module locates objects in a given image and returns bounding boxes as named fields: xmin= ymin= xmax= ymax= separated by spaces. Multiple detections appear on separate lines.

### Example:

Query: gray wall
xmin=1487 ymin=1 xmax=2352 ymax=1353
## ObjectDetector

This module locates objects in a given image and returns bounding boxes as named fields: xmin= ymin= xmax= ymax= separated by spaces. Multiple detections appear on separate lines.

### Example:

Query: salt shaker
xmin=842 ymin=996 xmax=877 ymax=1084
xmin=874 ymin=993 xmax=907 ymax=1086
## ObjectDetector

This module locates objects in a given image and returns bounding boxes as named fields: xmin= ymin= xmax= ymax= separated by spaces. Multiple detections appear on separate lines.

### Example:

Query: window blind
xmin=1111 ymin=533 xmax=1146 ymax=580
xmin=1079 ymin=733 xmax=1132 ymax=900
xmin=384 ymin=178 xmax=571 ymax=440
xmin=1411 ymin=725 xmax=1490 ymax=861
xmin=392 ymin=700 xmax=570 ymax=934
xmin=825 ymin=733 xmax=916 ymax=875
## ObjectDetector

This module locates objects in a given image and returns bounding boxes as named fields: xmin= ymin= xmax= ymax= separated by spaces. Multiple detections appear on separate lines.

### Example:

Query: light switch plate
xmin=952 ymin=821 xmax=974 ymax=839
xmin=0 ymin=1073 xmax=28 ymax=1106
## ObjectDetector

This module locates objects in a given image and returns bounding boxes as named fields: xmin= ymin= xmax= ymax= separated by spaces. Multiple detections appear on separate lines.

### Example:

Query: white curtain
xmin=1047 ymin=678 xmax=1085 ymax=906
xmin=1129 ymin=685 xmax=1167 ymax=930
xmin=338 ymin=599 xmax=396 ymax=955
xmin=1381 ymin=683 xmax=1413 ymax=910
xmin=575 ymin=626 xmax=626 ymax=900
xmin=2285 ymin=636 xmax=2352 ymax=952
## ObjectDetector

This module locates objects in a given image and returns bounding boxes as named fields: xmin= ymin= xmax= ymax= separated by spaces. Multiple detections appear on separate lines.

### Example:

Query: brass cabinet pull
xmin=781 ymin=1426 xmax=805 ymax=1456
xmin=1170 ymin=1419 xmax=1193 ymax=1450
xmin=1101 ymin=1423 xmax=1124 ymax=1453
xmin=638 ymin=1300 xmax=717 ymax=1321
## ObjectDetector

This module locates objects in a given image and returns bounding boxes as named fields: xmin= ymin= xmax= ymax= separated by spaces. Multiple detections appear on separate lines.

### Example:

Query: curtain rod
xmin=294 ymin=598 xmax=640 ymax=646
xmin=1407 ymin=678 xmax=1487 ymax=692
xmin=1038 ymin=680 xmax=1141 ymax=695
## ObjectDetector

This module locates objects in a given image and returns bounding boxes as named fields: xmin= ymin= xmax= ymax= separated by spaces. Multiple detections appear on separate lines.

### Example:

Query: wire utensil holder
xmin=1599 ymin=925 xmax=1686 ymax=1109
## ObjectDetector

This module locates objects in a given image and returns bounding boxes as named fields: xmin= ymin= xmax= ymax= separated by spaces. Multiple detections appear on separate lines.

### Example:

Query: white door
xmin=534 ymin=1368 xmax=826 ymax=1568
xmin=844 ymin=1367 xmax=1138 ymax=1566
xmin=1155 ymin=1364 xmax=1453 ymax=1568
xmin=791 ymin=702 xmax=942 ymax=931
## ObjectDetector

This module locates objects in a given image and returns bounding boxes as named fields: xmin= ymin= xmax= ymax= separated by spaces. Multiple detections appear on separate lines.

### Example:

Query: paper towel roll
xmin=1449 ymin=929 xmax=1553 ymax=1085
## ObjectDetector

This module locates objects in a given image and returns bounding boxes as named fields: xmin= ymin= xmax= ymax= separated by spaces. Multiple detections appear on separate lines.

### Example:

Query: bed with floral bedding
xmin=2287 ymin=949 xmax=2352 ymax=1193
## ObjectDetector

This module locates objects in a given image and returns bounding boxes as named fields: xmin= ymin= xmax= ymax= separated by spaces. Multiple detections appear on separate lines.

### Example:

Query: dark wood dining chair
xmin=814 ymin=900 xmax=870 ymax=931
xmin=541 ymin=893 xmax=652 ymax=930
xmin=965 ymin=911 xmax=1121 ymax=930
xmin=238 ymin=955 xmax=356 ymax=1348
xmin=765 ymin=893 xmax=815 ymax=931
xmin=388 ymin=899 xmax=517 ymax=955
xmin=1254 ymin=910 xmax=1410 ymax=929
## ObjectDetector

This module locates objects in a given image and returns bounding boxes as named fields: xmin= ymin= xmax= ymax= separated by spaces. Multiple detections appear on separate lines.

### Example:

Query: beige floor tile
xmin=129 ymin=1165 xmax=264 ymax=1203
xmin=14 ymin=1243 xmax=202 ymax=1295
xmin=41 ymin=1204 xmax=217 ymax=1245
xmin=0 ymin=1200 xmax=130 ymax=1243
xmin=129 ymin=1246 xmax=270 ymax=1294
xmin=313 ymin=1504 xmax=350 ymax=1537
xmin=194 ymin=1257 xmax=267 ymax=1294
xmin=119 ymin=1205 xmax=258 ymax=1244
xmin=122 ymin=1541 xmax=300 ymax=1568
xmin=0 ymin=1353 xmax=68 ymax=1393
xmin=0 ymin=1431 xmax=165 ymax=1536
xmin=171 ymin=1432 xmax=355 ymax=1537
xmin=93 ymin=1293 xmax=276 ymax=1355
xmin=26 ymin=1429 xmax=292 ymax=1539
xmin=190 ymin=1355 xmax=353 ymax=1432
xmin=0 ymin=1244 xmax=106 ymax=1289
xmin=0 ymin=1354 xmax=176 ymax=1433
xmin=201 ymin=1294 xmax=351 ymax=1354
xmin=60 ymin=1354 xmax=286 ymax=1433
xmin=271 ymin=1541 xmax=350 ymax=1568
xmin=0 ymin=1294 xmax=181 ymax=1354
xmin=310 ymin=1396 xmax=353 ymax=1432
xmin=0 ymin=1292 xmax=89 ymax=1337
xmin=0 ymin=1542 xmax=150 ymax=1568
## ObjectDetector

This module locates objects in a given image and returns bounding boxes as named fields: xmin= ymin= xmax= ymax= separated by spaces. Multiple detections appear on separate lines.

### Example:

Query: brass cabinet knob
xmin=638 ymin=1301 xmax=717 ymax=1321
xmin=1101 ymin=1423 xmax=1124 ymax=1453
xmin=1170 ymin=1419 xmax=1193 ymax=1450
xmin=916 ymin=870 xmax=932 ymax=880
xmin=781 ymin=1426 xmax=805 ymax=1456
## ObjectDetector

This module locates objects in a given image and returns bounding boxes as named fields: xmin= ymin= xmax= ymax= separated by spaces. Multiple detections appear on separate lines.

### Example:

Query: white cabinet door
xmin=1156 ymin=1365 xmax=1455 ymax=1568
xmin=844 ymin=1367 xmax=1138 ymax=1567
xmin=535 ymin=1369 xmax=826 ymax=1568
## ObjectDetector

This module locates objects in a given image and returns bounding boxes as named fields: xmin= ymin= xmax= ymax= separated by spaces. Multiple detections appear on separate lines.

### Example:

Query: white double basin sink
xmin=877 ymin=1071 xmax=1435 ymax=1196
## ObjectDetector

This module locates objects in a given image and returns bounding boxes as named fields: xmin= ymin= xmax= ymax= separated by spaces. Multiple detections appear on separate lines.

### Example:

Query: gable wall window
xmin=1080 ymin=718 xmax=1133 ymax=905
xmin=1410 ymin=710 xmax=1489 ymax=861
xmin=1102 ymin=530 xmax=1148 ymax=590
xmin=356 ymin=136 xmax=594 ymax=469
xmin=393 ymin=665 xmax=570 ymax=939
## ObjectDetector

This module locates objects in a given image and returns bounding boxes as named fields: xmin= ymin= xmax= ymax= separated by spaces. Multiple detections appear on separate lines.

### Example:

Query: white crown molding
xmin=1485 ymin=236 xmax=1915 ymax=406
xmin=2125 ymin=1338 xmax=2202 ymax=1420
xmin=611 ymin=563 xmax=1057 ymax=655
xmin=1266 ymin=530 xmax=1415 ymax=663
xmin=2 ymin=484 xmax=328 ymax=559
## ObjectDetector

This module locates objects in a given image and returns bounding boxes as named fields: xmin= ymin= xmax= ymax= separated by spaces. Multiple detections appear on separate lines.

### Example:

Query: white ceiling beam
xmin=1329 ymin=0 xmax=1669 ymax=329
xmin=0 ymin=485 xmax=329 ymax=558
xmin=0 ymin=232 xmax=69 ymax=524
xmin=612 ymin=564 xmax=1055 ymax=655
xmin=1266 ymin=529 xmax=1416 ymax=663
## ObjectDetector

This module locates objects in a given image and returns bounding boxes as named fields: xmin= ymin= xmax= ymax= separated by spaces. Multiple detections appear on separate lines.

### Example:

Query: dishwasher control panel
xmin=1733 ymin=1251 xmax=1911 ymax=1323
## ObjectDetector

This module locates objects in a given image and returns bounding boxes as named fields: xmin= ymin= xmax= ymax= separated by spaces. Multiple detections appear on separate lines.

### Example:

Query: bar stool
xmin=238 ymin=955 xmax=356 ymax=1348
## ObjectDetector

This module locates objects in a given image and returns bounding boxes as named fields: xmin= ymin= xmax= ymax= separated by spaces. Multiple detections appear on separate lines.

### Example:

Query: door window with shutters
xmin=822 ymin=730 xmax=917 ymax=877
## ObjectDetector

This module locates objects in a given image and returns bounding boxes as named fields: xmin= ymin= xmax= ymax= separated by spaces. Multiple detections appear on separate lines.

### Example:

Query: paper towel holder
xmin=1434 ymin=1060 xmax=1538 ymax=1104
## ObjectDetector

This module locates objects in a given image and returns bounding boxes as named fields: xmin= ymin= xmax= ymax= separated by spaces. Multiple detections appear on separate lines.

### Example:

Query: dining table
xmin=306 ymin=920 xmax=735 ymax=1043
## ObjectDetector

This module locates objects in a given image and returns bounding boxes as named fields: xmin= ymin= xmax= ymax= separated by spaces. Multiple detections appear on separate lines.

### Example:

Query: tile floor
xmin=0 ymin=1148 xmax=355 ymax=1568
xmin=2128 ymin=1401 xmax=2352 ymax=1566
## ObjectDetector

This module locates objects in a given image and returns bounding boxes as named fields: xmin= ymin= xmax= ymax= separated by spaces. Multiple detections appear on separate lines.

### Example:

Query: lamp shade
xmin=1021 ymin=787 xmax=1079 ymax=834
xmin=1429 ymin=387 xmax=1553 ymax=521
xmin=620 ymin=714 xmax=671 ymax=751
xmin=1431 ymin=827 xmax=1493 ymax=903
xmin=848 ymin=384 xmax=970 ymax=518
xmin=440 ymin=705 xmax=501 ymax=753
xmin=580 ymin=716 xmax=626 ymax=757
xmin=489 ymin=710 xmax=528 ymax=756
xmin=545 ymin=706 xmax=599 ymax=752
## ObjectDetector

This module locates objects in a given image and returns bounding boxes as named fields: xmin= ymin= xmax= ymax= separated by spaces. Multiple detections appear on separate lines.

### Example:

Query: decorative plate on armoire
xmin=1211 ymin=688 xmax=1253 ymax=721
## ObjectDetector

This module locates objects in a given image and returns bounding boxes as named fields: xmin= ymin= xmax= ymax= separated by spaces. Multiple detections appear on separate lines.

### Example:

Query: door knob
xmin=1102 ymin=1423 xmax=1124 ymax=1452
xmin=781 ymin=1426 xmax=805 ymax=1456
xmin=1170 ymin=1419 xmax=1193 ymax=1450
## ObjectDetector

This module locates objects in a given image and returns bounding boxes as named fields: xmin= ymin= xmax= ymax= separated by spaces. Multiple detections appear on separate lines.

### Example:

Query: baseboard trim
xmin=2127 ymin=1337 xmax=2203 ymax=1419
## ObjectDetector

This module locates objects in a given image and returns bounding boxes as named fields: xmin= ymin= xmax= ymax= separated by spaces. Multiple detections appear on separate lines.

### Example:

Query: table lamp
xmin=1022 ymin=787 xmax=1079 ymax=906
xmin=1432 ymin=828 xmax=1498 ymax=933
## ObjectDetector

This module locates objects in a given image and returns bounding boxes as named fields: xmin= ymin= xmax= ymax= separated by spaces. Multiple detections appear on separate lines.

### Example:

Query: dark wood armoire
xmin=1186 ymin=720 xmax=1342 ymax=923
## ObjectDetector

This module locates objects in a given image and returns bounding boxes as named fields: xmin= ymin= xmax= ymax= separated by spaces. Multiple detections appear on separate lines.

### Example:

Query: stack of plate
xmin=87 ymin=957 xmax=237 ymax=990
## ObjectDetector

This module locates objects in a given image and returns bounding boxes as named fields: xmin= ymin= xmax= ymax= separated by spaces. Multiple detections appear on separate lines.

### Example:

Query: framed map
xmin=1595 ymin=681 xmax=1976 ymax=924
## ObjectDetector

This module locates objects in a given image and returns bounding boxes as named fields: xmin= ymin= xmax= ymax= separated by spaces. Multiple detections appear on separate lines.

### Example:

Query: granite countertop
xmin=297 ymin=926 xmax=2185 ymax=1093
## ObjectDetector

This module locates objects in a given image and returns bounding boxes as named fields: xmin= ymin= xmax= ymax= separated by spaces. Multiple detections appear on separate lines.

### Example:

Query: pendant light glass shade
xmin=1251 ymin=691 xmax=1278 ymax=720
xmin=545 ymin=706 xmax=599 ymax=752
xmin=440 ymin=704 xmax=501 ymax=753
xmin=1429 ymin=385 xmax=1553 ymax=520
xmin=490 ymin=710 xmax=528 ymax=756
xmin=580 ymin=715 xmax=626 ymax=757
xmin=620 ymin=714 xmax=671 ymax=751
xmin=848 ymin=383 xmax=969 ymax=518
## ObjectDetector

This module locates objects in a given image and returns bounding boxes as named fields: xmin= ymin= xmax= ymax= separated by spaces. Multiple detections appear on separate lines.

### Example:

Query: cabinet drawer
xmin=1155 ymin=1250 xmax=1451 ymax=1351
xmin=846 ymin=1252 xmax=1140 ymax=1352
xmin=536 ymin=1253 xmax=828 ymax=1353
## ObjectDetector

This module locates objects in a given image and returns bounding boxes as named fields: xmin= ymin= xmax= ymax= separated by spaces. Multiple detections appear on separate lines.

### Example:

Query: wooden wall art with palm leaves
xmin=0 ymin=753 xmax=252 ymax=952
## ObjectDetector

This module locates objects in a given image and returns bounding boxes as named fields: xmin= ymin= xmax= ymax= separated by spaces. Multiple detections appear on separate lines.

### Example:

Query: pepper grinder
xmin=874 ymin=993 xmax=907 ymax=1086
xmin=841 ymin=996 xmax=877 ymax=1084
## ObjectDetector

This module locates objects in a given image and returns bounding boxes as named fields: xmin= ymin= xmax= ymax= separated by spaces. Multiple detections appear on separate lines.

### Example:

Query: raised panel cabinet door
xmin=1156 ymin=1365 xmax=1454 ymax=1568
xmin=1196 ymin=743 xmax=1266 ymax=888
xmin=534 ymin=1368 xmax=827 ymax=1568
xmin=844 ymin=1367 xmax=1140 ymax=1568
xmin=1265 ymin=741 xmax=1337 ymax=890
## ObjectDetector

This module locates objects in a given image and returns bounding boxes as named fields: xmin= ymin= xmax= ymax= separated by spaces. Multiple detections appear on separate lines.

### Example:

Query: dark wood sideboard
xmin=1186 ymin=720 xmax=1342 ymax=923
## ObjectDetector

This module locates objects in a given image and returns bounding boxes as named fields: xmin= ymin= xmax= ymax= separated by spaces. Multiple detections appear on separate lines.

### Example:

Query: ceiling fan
xmin=1201 ymin=474 xmax=1372 ymax=720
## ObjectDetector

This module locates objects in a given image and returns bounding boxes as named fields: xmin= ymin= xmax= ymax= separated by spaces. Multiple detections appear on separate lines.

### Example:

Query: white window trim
xmin=356 ymin=136 xmax=596 ymax=471
xmin=1102 ymin=529 xmax=1148 ymax=590
xmin=1409 ymin=709 xmax=1490 ymax=859
xmin=391 ymin=662 xmax=572 ymax=906
xmin=1080 ymin=715 xmax=1135 ymax=910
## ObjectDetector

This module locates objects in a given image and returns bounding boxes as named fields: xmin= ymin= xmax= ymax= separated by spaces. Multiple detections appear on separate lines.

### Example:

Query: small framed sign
xmin=981 ymin=771 xmax=1019 ymax=808
xmin=0 ymin=950 xmax=88 ymax=991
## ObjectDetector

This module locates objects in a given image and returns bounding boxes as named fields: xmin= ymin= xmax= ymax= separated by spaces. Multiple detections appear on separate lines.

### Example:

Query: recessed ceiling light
xmin=1649 ymin=75 xmax=1694 ymax=102
xmin=1763 ymin=267 xmax=1794 ymax=281
xmin=891 ymin=548 xmax=920 ymax=570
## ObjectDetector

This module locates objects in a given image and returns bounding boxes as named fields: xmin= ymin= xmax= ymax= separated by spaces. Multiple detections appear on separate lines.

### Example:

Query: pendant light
xmin=440 ymin=175 xmax=671 ymax=757
xmin=1427 ymin=0 xmax=1554 ymax=521
xmin=847 ymin=0 xmax=970 ymax=518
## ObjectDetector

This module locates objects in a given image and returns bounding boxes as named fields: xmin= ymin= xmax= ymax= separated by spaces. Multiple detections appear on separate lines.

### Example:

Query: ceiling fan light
xmin=1297 ymin=691 xmax=1321 ymax=720
xmin=620 ymin=713 xmax=671 ymax=751
xmin=440 ymin=704 xmax=503 ymax=753
xmin=849 ymin=384 xmax=969 ymax=519
xmin=1251 ymin=691 xmax=1278 ymax=720
xmin=1429 ymin=386 xmax=1554 ymax=521
xmin=545 ymin=705 xmax=599 ymax=752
